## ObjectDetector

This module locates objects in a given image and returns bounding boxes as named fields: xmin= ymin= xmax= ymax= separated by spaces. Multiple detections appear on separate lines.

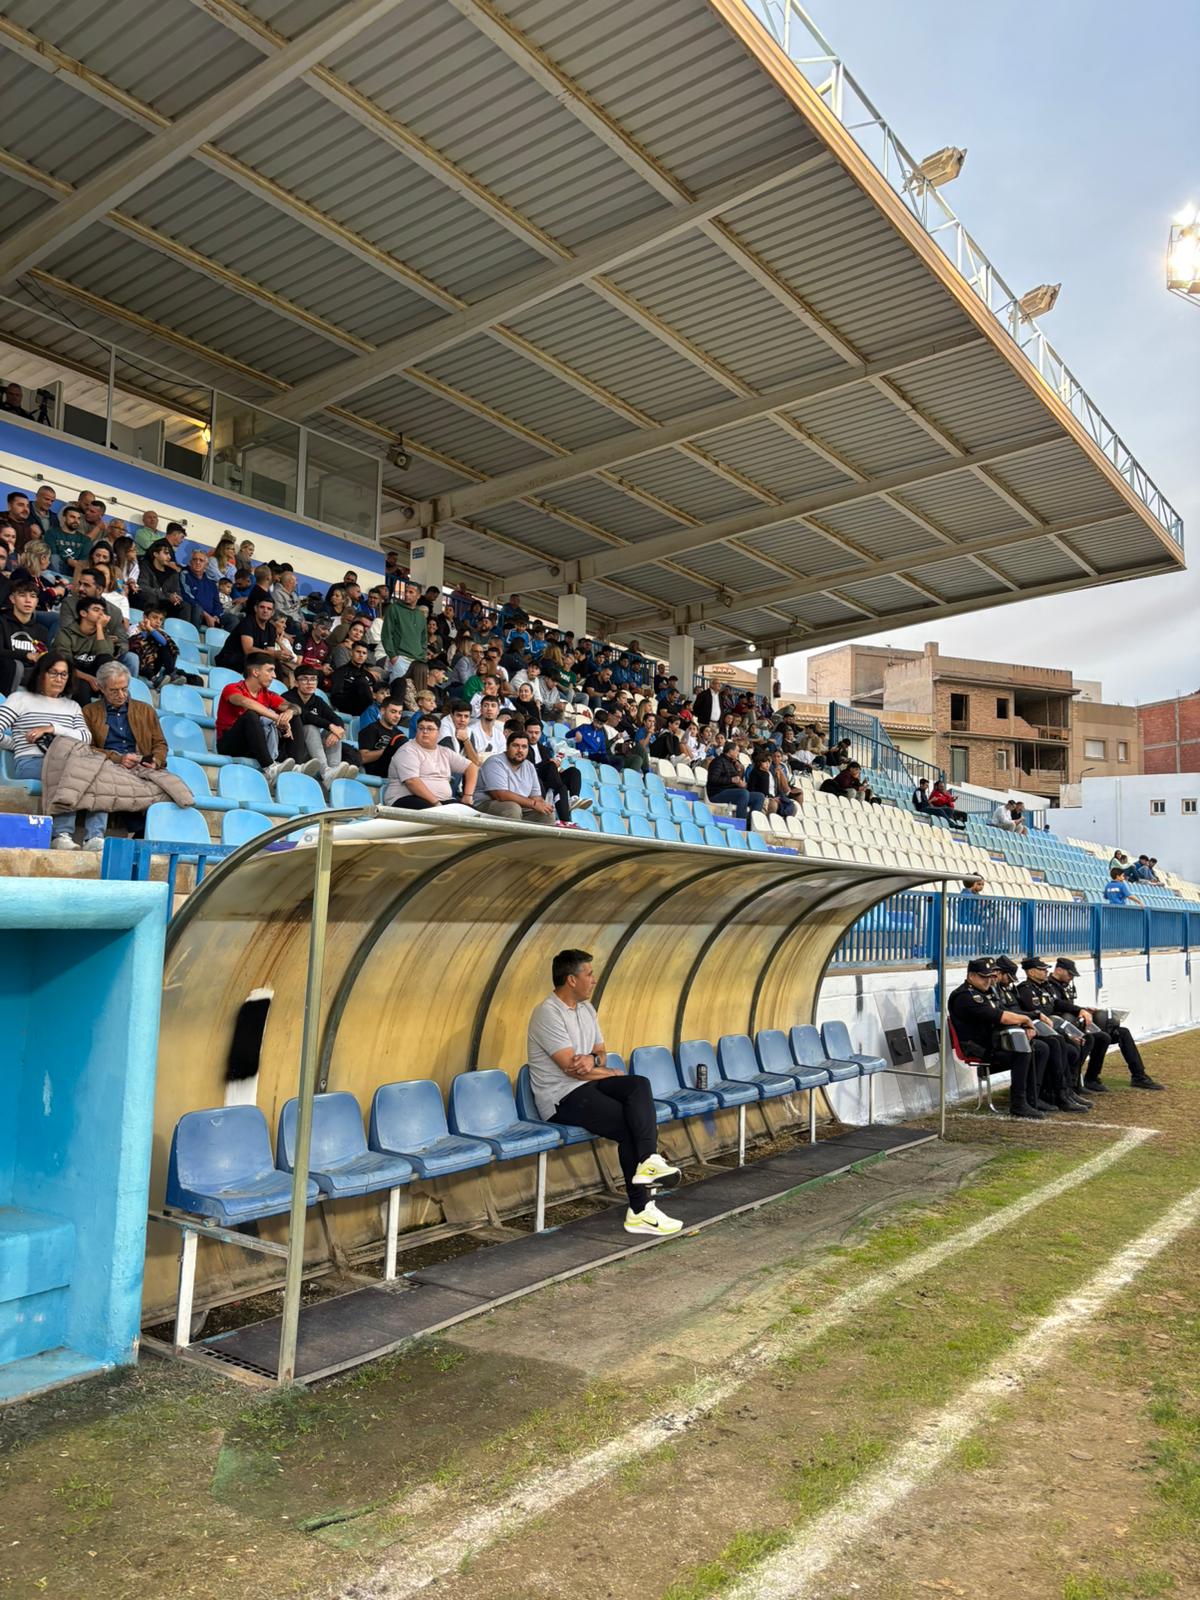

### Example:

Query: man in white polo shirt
xmin=526 ymin=949 xmax=681 ymax=1236
xmin=474 ymin=729 xmax=557 ymax=824
xmin=385 ymin=713 xmax=478 ymax=809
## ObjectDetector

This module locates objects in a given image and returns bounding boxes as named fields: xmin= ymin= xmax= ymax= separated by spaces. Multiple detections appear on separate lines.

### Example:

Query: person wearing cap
xmin=1015 ymin=957 xmax=1089 ymax=1101
xmin=1049 ymin=959 xmax=1164 ymax=1092
xmin=947 ymin=958 xmax=1045 ymax=1120
xmin=997 ymin=957 xmax=1090 ymax=1112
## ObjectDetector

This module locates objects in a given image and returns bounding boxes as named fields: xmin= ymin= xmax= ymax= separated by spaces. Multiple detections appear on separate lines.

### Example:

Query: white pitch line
xmin=726 ymin=1175 xmax=1200 ymax=1600
xmin=344 ymin=1128 xmax=1156 ymax=1600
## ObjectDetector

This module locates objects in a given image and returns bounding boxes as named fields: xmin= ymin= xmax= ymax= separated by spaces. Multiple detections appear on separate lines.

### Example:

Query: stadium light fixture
xmin=1017 ymin=283 xmax=1061 ymax=321
xmin=1167 ymin=207 xmax=1200 ymax=306
xmin=907 ymin=146 xmax=967 ymax=190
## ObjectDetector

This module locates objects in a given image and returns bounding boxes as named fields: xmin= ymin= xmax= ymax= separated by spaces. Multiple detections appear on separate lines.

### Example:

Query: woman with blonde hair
xmin=206 ymin=534 xmax=237 ymax=583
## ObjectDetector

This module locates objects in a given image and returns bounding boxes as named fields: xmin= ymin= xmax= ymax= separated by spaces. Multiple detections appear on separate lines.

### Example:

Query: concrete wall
xmin=1047 ymin=774 xmax=1200 ymax=884
xmin=1072 ymin=699 xmax=1142 ymax=781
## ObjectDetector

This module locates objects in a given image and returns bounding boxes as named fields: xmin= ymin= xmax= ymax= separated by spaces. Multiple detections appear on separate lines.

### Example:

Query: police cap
xmin=966 ymin=957 xmax=998 ymax=976
xmin=994 ymin=955 xmax=1018 ymax=976
xmin=1055 ymin=957 xmax=1079 ymax=976
xmin=1021 ymin=955 xmax=1049 ymax=972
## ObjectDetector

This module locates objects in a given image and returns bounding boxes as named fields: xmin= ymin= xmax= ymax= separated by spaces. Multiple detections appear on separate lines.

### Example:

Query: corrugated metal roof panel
xmin=814 ymin=498 xmax=944 ymax=558
xmin=696 ymin=416 xmax=855 ymax=500
xmin=537 ymin=478 xmax=684 ymax=542
xmin=0 ymin=172 xmax=56 ymax=236
xmin=741 ymin=518 xmax=860 ymax=575
xmin=786 ymin=593 xmax=866 ymax=627
xmin=719 ymin=606 xmax=791 ymax=636
xmin=605 ymin=231 xmax=837 ymax=392
xmin=906 ymin=555 xmax=1010 ymax=601
xmin=886 ymin=344 xmax=1056 ymax=452
xmin=614 ymin=449 xmax=761 ymax=521
xmin=348 ymin=373 xmax=550 ymax=477
xmin=612 ymin=564 xmax=714 ymax=606
xmin=985 ymin=440 xmax=1127 ymax=524
xmin=1067 ymin=515 xmax=1161 ymax=574
xmin=895 ymin=472 xmax=1021 ymax=539
xmin=678 ymin=541 xmax=788 ymax=590
xmin=419 ymin=335 xmax=635 ymax=452
xmin=986 ymin=539 xmax=1091 ymax=587
xmin=507 ymin=288 xmax=733 ymax=420
xmin=467 ymin=500 xmax=610 ymax=563
xmin=836 ymin=573 xmax=934 ymax=613
xmin=217 ymin=80 xmax=547 ymax=302
xmin=785 ymin=382 xmax=950 ymax=476
xmin=0 ymin=56 xmax=148 ymax=189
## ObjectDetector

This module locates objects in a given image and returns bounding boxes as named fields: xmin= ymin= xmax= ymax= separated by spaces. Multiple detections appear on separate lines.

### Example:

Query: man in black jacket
xmin=1049 ymin=957 xmax=1164 ymax=1091
xmin=329 ymin=640 xmax=377 ymax=717
xmin=0 ymin=578 xmax=50 ymax=692
xmin=706 ymin=743 xmax=762 ymax=821
xmin=1014 ymin=956 xmax=1088 ymax=1101
xmin=947 ymin=957 xmax=1043 ymax=1120
xmin=997 ymin=956 xmax=1088 ymax=1112
xmin=283 ymin=667 xmax=359 ymax=780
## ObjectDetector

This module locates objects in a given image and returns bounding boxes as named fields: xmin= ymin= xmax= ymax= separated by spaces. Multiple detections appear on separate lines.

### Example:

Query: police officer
xmin=1049 ymin=958 xmax=1165 ymax=1092
xmin=997 ymin=956 xmax=1089 ymax=1112
xmin=1016 ymin=956 xmax=1088 ymax=1101
xmin=948 ymin=957 xmax=1044 ymax=1120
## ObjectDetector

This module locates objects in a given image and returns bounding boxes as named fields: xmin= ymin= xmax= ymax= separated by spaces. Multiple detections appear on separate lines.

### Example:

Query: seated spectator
xmin=1103 ymin=866 xmax=1142 ymax=907
xmin=132 ymin=509 xmax=162 ymax=554
xmin=28 ymin=484 xmax=58 ymax=541
xmin=521 ymin=715 xmax=587 ymax=822
xmin=0 ymin=578 xmax=50 ymax=691
xmin=58 ymin=597 xmax=128 ymax=705
xmin=128 ymin=605 xmax=181 ymax=689
xmin=215 ymin=652 xmax=313 ymax=783
xmin=80 ymin=499 xmax=108 ymax=546
xmin=820 ymin=760 xmax=865 ymax=800
xmin=467 ymin=694 xmax=507 ymax=759
xmin=45 ymin=503 xmax=90 ymax=577
xmin=0 ymin=519 xmax=18 ymax=577
xmin=406 ymin=687 xmax=439 ymax=736
xmin=299 ymin=616 xmax=334 ymax=683
xmin=649 ymin=714 xmax=684 ymax=762
xmin=927 ymin=778 xmax=967 ymax=828
xmin=469 ymin=673 xmax=511 ymax=719
xmin=769 ymin=749 xmax=802 ymax=817
xmin=474 ymin=729 xmax=557 ymax=824
xmin=329 ymin=639 xmax=377 ymax=716
xmin=912 ymin=778 xmax=933 ymax=813
xmin=706 ymin=742 xmax=763 ymax=821
xmin=283 ymin=667 xmax=359 ymax=781
xmin=746 ymin=750 xmax=776 ymax=815
xmin=136 ymin=539 xmax=187 ymax=618
xmin=0 ymin=653 xmax=99 ymax=849
xmin=215 ymin=594 xmax=289 ymax=677
xmin=235 ymin=538 xmax=256 ymax=572
xmin=573 ymin=707 xmax=620 ymax=769
xmin=179 ymin=547 xmax=222 ymax=630
xmin=1147 ymin=857 xmax=1161 ymax=884
xmin=990 ymin=799 xmax=1028 ymax=835
xmin=269 ymin=565 xmax=306 ymax=636
xmin=1127 ymin=854 xmax=1157 ymax=883
xmin=206 ymin=534 xmax=237 ymax=582
xmin=1108 ymin=849 xmax=1130 ymax=874
xmin=817 ymin=737 xmax=852 ymax=770
xmin=81 ymin=660 xmax=167 ymax=775
xmin=359 ymin=698 xmax=407 ymax=776
xmin=110 ymin=535 xmax=139 ymax=598
xmin=384 ymin=712 xmax=477 ymax=810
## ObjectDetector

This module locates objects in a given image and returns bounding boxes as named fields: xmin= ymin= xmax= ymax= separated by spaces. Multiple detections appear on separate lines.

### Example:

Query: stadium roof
xmin=0 ymin=0 xmax=1183 ymax=660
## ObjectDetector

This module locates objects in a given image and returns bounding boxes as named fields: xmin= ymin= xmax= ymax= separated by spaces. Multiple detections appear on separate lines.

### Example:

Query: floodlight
xmin=1167 ymin=218 xmax=1200 ymax=303
xmin=908 ymin=146 xmax=967 ymax=189
xmin=1017 ymin=283 xmax=1061 ymax=320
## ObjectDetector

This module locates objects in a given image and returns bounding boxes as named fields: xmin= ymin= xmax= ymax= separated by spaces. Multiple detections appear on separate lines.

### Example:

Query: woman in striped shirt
xmin=0 ymin=652 xmax=103 ymax=850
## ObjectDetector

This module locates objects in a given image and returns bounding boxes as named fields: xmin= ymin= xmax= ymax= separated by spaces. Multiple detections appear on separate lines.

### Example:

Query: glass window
xmin=211 ymin=397 xmax=300 ymax=512
xmin=303 ymin=430 xmax=380 ymax=539
xmin=995 ymin=747 xmax=1009 ymax=770
xmin=1151 ymin=799 xmax=1166 ymax=815
xmin=1183 ymin=799 xmax=1197 ymax=816
xmin=950 ymin=744 xmax=968 ymax=784
xmin=1084 ymin=739 xmax=1106 ymax=759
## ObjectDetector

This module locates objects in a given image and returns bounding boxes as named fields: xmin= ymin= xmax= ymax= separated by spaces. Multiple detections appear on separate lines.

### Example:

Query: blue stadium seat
xmin=166 ymin=1105 xmax=314 ymax=1223
xmin=447 ymin=1070 xmax=561 ymax=1161
xmin=670 ymin=797 xmax=693 ymax=824
xmin=222 ymin=809 xmax=272 ymax=846
xmin=647 ymin=793 xmax=673 ymax=821
xmin=572 ymin=809 xmax=599 ymax=831
xmin=145 ymin=801 xmax=214 ymax=846
xmin=276 ymin=771 xmax=327 ymax=813
xmin=204 ymin=627 xmax=230 ymax=656
xmin=515 ymin=1065 xmax=592 ymax=1145
xmin=277 ymin=1091 xmax=413 ymax=1198
xmin=821 ymin=1019 xmax=888 ymax=1076
xmin=600 ymin=813 xmax=629 ymax=836
xmin=164 ymin=617 xmax=202 ymax=651
xmin=784 ymin=1024 xmax=854 ymax=1087
xmin=645 ymin=773 xmax=667 ymax=799
xmin=691 ymin=803 xmax=716 ymax=828
xmin=758 ymin=1028 xmax=831 ymax=1091
xmin=624 ymin=789 xmax=649 ymax=816
xmin=330 ymin=777 xmax=373 ymax=809
xmin=217 ymin=765 xmax=297 ymax=817
xmin=717 ymin=1033 xmax=798 ymax=1099
xmin=676 ymin=1040 xmax=759 ymax=1108
xmin=679 ymin=820 xmax=705 ymax=846
xmin=746 ymin=832 xmax=770 ymax=853
xmin=597 ymin=763 xmax=621 ymax=788
xmin=704 ymin=825 xmax=732 ymax=849
xmin=654 ymin=820 xmax=679 ymax=843
xmin=161 ymin=683 xmax=215 ymax=729
xmin=629 ymin=1045 xmax=719 ymax=1118
xmin=162 ymin=715 xmax=237 ymax=767
xmin=126 ymin=676 xmax=154 ymax=706
xmin=368 ymin=1080 xmax=493 ymax=1179
xmin=629 ymin=815 xmax=656 ymax=839
xmin=621 ymin=769 xmax=646 ymax=794
xmin=206 ymin=667 xmax=242 ymax=700
xmin=165 ymin=756 xmax=238 ymax=812
xmin=595 ymin=787 xmax=624 ymax=815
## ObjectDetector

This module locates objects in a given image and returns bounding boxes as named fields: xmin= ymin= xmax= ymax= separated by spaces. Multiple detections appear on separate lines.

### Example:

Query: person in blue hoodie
xmin=179 ymin=547 xmax=222 ymax=630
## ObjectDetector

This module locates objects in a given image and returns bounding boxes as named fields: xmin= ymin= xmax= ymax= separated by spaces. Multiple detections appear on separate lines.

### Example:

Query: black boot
xmin=1009 ymin=1060 xmax=1045 ymax=1120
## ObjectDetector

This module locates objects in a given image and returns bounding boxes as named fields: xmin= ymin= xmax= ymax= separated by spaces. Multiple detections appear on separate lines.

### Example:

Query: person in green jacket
xmin=380 ymin=581 xmax=428 ymax=680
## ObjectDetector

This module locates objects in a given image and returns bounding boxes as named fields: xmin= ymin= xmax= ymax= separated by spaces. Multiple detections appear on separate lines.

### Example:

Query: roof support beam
xmin=0 ymin=0 xmax=406 ymax=287
xmin=415 ymin=331 xmax=982 ymax=526
xmin=269 ymin=150 xmax=831 ymax=419
xmin=503 ymin=429 xmax=1062 ymax=591
xmin=596 ymin=509 xmax=1132 ymax=634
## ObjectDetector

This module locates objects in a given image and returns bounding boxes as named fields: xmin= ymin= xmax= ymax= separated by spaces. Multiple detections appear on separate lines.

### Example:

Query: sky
xmin=747 ymin=0 xmax=1200 ymax=706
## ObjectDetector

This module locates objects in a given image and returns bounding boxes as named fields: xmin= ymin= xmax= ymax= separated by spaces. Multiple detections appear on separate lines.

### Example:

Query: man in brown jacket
xmin=82 ymin=661 xmax=168 ymax=768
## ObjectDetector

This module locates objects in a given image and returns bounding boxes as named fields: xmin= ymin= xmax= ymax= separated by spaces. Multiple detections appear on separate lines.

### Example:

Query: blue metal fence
xmin=831 ymin=891 xmax=1196 ymax=970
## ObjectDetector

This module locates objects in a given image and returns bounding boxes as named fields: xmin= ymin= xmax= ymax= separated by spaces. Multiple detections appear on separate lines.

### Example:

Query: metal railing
xmin=830 ymin=891 xmax=1200 ymax=969
xmin=742 ymin=0 xmax=1184 ymax=548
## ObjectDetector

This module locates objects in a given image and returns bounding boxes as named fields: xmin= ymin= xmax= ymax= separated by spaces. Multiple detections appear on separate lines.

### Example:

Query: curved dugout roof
xmin=144 ymin=812 xmax=949 ymax=1314
xmin=0 ymin=0 xmax=1182 ymax=665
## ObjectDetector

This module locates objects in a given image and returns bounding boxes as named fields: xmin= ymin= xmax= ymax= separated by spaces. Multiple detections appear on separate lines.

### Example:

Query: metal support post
xmin=383 ymin=1187 xmax=401 ymax=1282
xmin=174 ymin=1229 xmax=198 ymax=1350
xmin=868 ymin=1072 xmax=875 ymax=1125
xmin=808 ymin=1089 xmax=817 ymax=1144
xmin=104 ymin=343 xmax=116 ymax=452
xmin=737 ymin=1104 xmax=746 ymax=1167
xmin=936 ymin=886 xmax=950 ymax=1139
xmin=534 ymin=1149 xmax=548 ymax=1233
xmin=277 ymin=817 xmax=335 ymax=1386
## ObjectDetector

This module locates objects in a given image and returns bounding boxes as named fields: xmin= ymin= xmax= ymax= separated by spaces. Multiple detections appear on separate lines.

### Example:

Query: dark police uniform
xmin=992 ymin=964 xmax=1059 ymax=1110
xmin=1014 ymin=964 xmax=1086 ymax=1100
xmin=1049 ymin=959 xmax=1159 ymax=1088
xmin=948 ymin=958 xmax=1042 ymax=1119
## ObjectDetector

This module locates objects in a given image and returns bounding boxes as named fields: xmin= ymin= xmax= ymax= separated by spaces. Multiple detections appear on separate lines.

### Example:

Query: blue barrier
xmin=101 ymin=837 xmax=235 ymax=902
xmin=831 ymin=892 xmax=1196 ymax=970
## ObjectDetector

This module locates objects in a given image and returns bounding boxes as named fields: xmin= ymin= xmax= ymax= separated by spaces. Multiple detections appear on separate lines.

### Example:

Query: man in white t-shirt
xmin=474 ymin=730 xmax=557 ymax=823
xmin=526 ymin=949 xmax=681 ymax=1236
xmin=466 ymin=694 xmax=506 ymax=759
xmin=385 ymin=714 xmax=478 ymax=809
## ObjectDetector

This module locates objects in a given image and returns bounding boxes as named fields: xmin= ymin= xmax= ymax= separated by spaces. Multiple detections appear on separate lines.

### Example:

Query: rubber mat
xmin=409 ymin=1222 xmax=636 ymax=1297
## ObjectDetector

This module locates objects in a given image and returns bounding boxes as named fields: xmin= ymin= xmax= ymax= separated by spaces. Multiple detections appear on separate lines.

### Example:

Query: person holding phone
xmin=82 ymin=661 xmax=168 ymax=772
xmin=0 ymin=652 xmax=99 ymax=849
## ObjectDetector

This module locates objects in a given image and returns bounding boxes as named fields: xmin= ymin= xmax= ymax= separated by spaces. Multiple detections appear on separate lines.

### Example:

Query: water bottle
xmin=695 ymin=1062 xmax=709 ymax=1090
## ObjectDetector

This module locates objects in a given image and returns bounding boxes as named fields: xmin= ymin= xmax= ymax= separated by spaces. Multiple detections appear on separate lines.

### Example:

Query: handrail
xmin=741 ymin=0 xmax=1183 ymax=547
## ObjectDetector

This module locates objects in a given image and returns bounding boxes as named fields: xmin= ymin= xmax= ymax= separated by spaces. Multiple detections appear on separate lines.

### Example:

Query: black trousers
xmin=554 ymin=1076 xmax=657 ymax=1210
xmin=217 ymin=713 xmax=275 ymax=767
xmin=1084 ymin=1024 xmax=1146 ymax=1083
xmin=536 ymin=758 xmax=580 ymax=823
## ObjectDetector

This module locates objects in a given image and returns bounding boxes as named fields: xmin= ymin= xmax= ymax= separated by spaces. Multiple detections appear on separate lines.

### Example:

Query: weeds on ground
xmin=660 ymin=1529 xmax=790 ymax=1600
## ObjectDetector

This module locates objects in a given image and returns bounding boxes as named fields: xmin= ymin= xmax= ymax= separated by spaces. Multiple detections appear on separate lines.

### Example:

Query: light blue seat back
xmin=595 ymin=786 xmax=624 ymax=814
xmin=222 ymin=809 xmax=272 ymax=846
xmin=218 ymin=765 xmax=272 ymax=806
xmin=717 ymin=1034 xmax=760 ymax=1083
xmin=629 ymin=1045 xmax=682 ymax=1099
xmin=126 ymin=677 xmax=154 ymax=705
xmin=369 ymin=1079 xmax=448 ymax=1148
xmin=331 ymin=777 xmax=373 ymax=809
xmin=679 ymin=820 xmax=705 ymax=847
xmin=645 ymin=773 xmax=667 ymax=798
xmin=647 ymin=793 xmax=672 ymax=820
xmin=162 ymin=717 xmax=207 ymax=756
xmin=789 ymin=1024 xmax=826 ymax=1069
xmin=165 ymin=756 xmax=216 ymax=798
xmin=704 ymin=826 xmax=729 ymax=848
xmin=207 ymin=667 xmax=242 ymax=698
xmin=164 ymin=617 xmax=201 ymax=648
xmin=600 ymin=813 xmax=629 ymax=836
xmin=747 ymin=832 xmax=769 ymax=852
xmin=277 ymin=1090 xmax=366 ymax=1172
xmin=678 ymin=1038 xmax=719 ymax=1089
xmin=145 ymin=802 xmax=212 ymax=845
xmin=276 ymin=772 xmax=326 ymax=812
xmin=447 ymin=1069 xmax=520 ymax=1139
xmin=629 ymin=815 xmax=655 ymax=839
xmin=597 ymin=764 xmax=621 ymax=788
xmin=621 ymin=769 xmax=646 ymax=793
xmin=161 ymin=684 xmax=209 ymax=721
xmin=572 ymin=809 xmax=598 ymax=831
xmin=654 ymin=820 xmax=679 ymax=843
xmin=756 ymin=1029 xmax=795 ymax=1076
xmin=821 ymin=1019 xmax=854 ymax=1059
xmin=205 ymin=626 xmax=230 ymax=653
xmin=624 ymin=789 xmax=648 ymax=816
xmin=692 ymin=802 xmax=715 ymax=828
xmin=167 ymin=1105 xmax=277 ymax=1205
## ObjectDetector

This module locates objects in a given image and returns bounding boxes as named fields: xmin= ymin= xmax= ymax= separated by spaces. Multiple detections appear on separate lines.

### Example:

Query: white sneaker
xmin=570 ymin=795 xmax=592 ymax=811
xmin=263 ymin=759 xmax=295 ymax=786
xmin=83 ymin=837 xmax=105 ymax=853
xmin=295 ymin=759 xmax=324 ymax=779
xmin=51 ymin=835 xmax=79 ymax=851
xmin=324 ymin=761 xmax=358 ymax=783
xmin=624 ymin=1200 xmax=682 ymax=1236
xmin=631 ymin=1153 xmax=681 ymax=1185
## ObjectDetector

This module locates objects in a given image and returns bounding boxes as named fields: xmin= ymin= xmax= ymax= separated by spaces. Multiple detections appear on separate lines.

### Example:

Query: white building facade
xmin=1049 ymin=774 xmax=1200 ymax=882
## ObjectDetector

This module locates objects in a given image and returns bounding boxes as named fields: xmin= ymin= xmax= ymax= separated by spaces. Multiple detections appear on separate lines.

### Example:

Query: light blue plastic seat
xmin=625 ymin=789 xmax=649 ymax=816
xmin=746 ymin=831 xmax=770 ymax=853
xmin=704 ymin=825 xmax=731 ymax=849
xmin=646 ymin=793 xmax=673 ymax=820
xmin=207 ymin=667 xmax=242 ymax=699
xmin=164 ymin=617 xmax=201 ymax=650
xmin=515 ymin=1065 xmax=592 ymax=1146
xmin=629 ymin=815 xmax=656 ymax=839
xmin=621 ymin=769 xmax=646 ymax=794
xmin=654 ymin=819 xmax=679 ymax=843
xmin=790 ymin=1024 xmax=859 ymax=1083
xmin=330 ymin=776 xmax=374 ymax=809
xmin=572 ymin=809 xmax=598 ymax=831
xmin=597 ymin=763 xmax=621 ymax=788
xmin=600 ymin=812 xmax=629 ymax=836
xmin=447 ymin=1070 xmax=561 ymax=1161
xmin=821 ymin=1019 xmax=888 ymax=1076
xmin=162 ymin=715 xmax=237 ymax=767
xmin=717 ymin=1033 xmax=798 ymax=1099
xmin=692 ymin=802 xmax=716 ymax=828
xmin=165 ymin=756 xmax=237 ymax=812
xmin=277 ymin=1091 xmax=413 ymax=1198
xmin=126 ymin=676 xmax=154 ymax=705
xmin=368 ymin=1080 xmax=493 ymax=1179
xmin=645 ymin=773 xmax=667 ymax=799
xmin=145 ymin=801 xmax=214 ymax=846
xmin=670 ymin=797 xmax=693 ymax=824
xmin=204 ymin=626 xmax=230 ymax=656
xmin=680 ymin=819 xmax=705 ymax=846
xmin=676 ymin=1040 xmax=758 ymax=1108
xmin=630 ymin=1045 xmax=719 ymax=1119
xmin=759 ymin=1028 xmax=830 ymax=1091
xmin=161 ymin=683 xmax=215 ymax=729
xmin=595 ymin=786 xmax=624 ymax=815
xmin=217 ymin=764 xmax=297 ymax=817
xmin=166 ymin=1106 xmax=314 ymax=1223
xmin=222 ymin=808 xmax=272 ymax=846
xmin=276 ymin=771 xmax=327 ymax=813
